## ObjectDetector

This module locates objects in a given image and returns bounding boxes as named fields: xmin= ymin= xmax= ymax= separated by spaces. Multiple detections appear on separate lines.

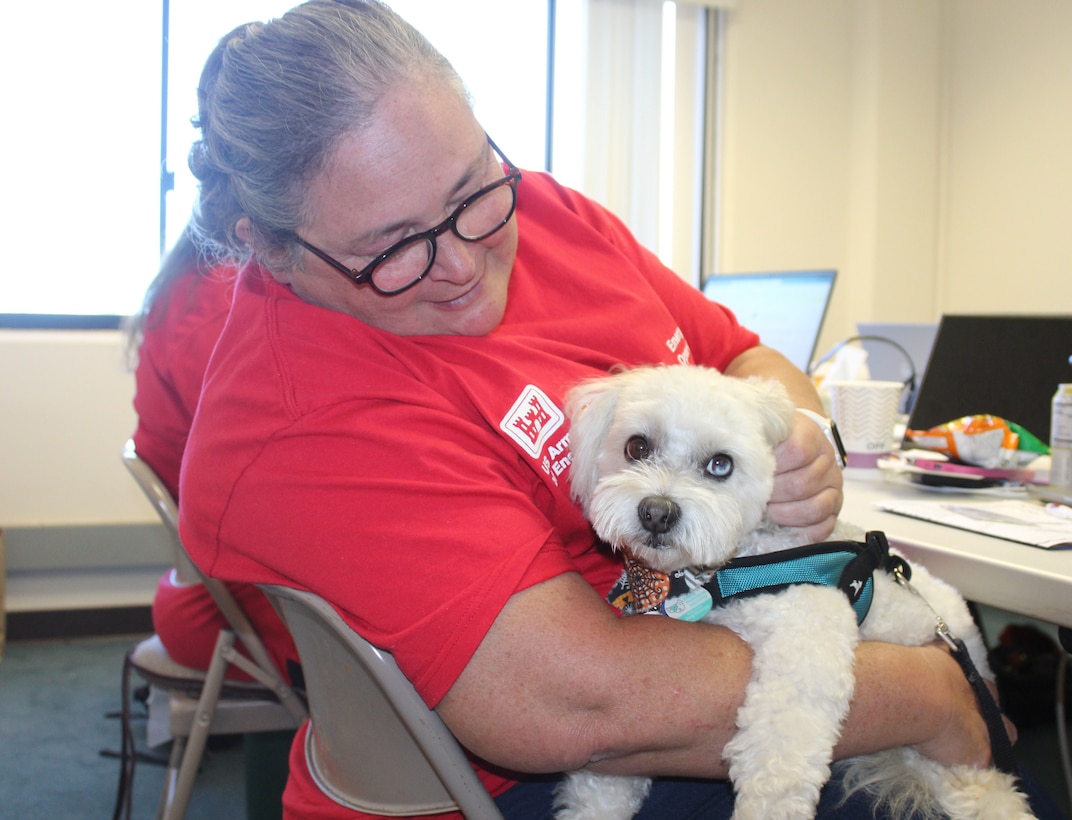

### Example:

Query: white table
xmin=841 ymin=474 xmax=1072 ymax=629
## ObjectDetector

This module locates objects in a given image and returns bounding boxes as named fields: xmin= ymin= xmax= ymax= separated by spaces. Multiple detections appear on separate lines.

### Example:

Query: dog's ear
xmin=564 ymin=376 xmax=622 ymax=505
xmin=743 ymin=377 xmax=796 ymax=446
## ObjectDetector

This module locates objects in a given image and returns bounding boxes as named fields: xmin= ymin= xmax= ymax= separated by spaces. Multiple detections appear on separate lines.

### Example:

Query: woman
xmin=129 ymin=229 xmax=298 ymax=684
xmin=178 ymin=2 xmax=1029 ymax=817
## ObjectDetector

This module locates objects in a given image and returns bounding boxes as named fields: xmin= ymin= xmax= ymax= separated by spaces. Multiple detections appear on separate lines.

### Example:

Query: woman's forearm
xmin=723 ymin=343 xmax=825 ymax=413
xmin=835 ymin=641 xmax=993 ymax=769
xmin=440 ymin=574 xmax=993 ymax=779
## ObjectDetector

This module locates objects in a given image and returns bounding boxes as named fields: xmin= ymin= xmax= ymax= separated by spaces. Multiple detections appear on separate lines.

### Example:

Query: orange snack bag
xmin=905 ymin=414 xmax=1037 ymax=468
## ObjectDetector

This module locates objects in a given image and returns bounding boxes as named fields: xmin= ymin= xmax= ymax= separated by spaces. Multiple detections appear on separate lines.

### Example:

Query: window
xmin=3 ymin=1 xmax=552 ymax=325
xmin=164 ymin=1 xmax=553 ymax=257
xmin=2 ymin=0 xmax=713 ymax=324
xmin=551 ymin=0 xmax=714 ymax=283
xmin=2 ymin=1 xmax=161 ymax=321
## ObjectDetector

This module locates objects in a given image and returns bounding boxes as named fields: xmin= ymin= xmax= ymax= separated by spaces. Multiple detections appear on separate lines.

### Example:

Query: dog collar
xmin=607 ymin=531 xmax=908 ymax=625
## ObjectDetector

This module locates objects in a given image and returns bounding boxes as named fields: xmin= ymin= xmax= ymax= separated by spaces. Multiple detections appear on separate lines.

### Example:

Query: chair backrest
xmin=122 ymin=439 xmax=200 ymax=583
xmin=260 ymin=584 xmax=504 ymax=819
xmin=122 ymin=439 xmax=304 ymax=718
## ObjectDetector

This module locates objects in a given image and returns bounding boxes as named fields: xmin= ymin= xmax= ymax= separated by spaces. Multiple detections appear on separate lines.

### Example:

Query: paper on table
xmin=874 ymin=498 xmax=1072 ymax=550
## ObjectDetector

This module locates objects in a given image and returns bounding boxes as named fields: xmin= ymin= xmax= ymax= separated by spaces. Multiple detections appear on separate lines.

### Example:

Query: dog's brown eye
xmin=624 ymin=435 xmax=652 ymax=462
xmin=705 ymin=453 xmax=734 ymax=479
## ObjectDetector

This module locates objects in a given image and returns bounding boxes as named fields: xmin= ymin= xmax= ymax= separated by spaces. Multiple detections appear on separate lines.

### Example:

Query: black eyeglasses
xmin=293 ymin=136 xmax=522 ymax=296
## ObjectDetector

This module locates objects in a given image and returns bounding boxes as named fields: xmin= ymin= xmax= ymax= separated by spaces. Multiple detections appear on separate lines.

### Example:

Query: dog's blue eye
xmin=705 ymin=453 xmax=734 ymax=479
xmin=625 ymin=435 xmax=652 ymax=462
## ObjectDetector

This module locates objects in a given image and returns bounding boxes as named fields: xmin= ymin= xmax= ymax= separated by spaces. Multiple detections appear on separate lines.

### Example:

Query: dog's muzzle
xmin=637 ymin=495 xmax=681 ymax=539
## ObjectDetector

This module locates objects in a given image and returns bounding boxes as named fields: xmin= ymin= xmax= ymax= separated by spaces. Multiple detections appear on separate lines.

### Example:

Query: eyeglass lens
xmin=372 ymin=178 xmax=516 ymax=294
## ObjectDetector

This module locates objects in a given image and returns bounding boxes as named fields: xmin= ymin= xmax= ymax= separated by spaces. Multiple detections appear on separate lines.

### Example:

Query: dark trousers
xmin=494 ymin=764 xmax=1069 ymax=819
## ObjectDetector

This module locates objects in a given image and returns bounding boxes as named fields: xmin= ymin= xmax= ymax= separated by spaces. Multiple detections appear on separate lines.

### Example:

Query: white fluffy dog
xmin=554 ymin=365 xmax=1033 ymax=820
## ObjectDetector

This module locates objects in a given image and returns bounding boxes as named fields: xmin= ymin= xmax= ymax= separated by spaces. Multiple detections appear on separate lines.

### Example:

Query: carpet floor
xmin=0 ymin=634 xmax=250 ymax=818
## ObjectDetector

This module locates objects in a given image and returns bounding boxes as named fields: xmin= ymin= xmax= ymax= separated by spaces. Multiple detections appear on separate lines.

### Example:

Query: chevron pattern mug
xmin=827 ymin=380 xmax=905 ymax=469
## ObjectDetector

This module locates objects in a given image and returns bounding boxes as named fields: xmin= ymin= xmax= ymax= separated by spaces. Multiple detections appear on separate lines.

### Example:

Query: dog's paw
xmin=730 ymin=789 xmax=821 ymax=820
xmin=937 ymin=765 xmax=1037 ymax=820
xmin=552 ymin=772 xmax=652 ymax=820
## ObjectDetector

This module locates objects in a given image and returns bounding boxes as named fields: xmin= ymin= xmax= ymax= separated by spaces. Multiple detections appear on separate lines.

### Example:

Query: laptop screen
xmin=702 ymin=270 xmax=836 ymax=373
xmin=905 ymin=314 xmax=1072 ymax=444
xmin=855 ymin=322 xmax=938 ymax=385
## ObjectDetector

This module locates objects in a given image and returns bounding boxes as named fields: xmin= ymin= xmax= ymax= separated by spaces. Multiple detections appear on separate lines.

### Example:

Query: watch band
xmin=796 ymin=408 xmax=848 ymax=469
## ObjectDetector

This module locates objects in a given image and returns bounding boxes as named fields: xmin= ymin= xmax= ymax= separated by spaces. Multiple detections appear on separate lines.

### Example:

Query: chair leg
xmin=159 ymin=630 xmax=235 ymax=820
xmin=156 ymin=734 xmax=187 ymax=820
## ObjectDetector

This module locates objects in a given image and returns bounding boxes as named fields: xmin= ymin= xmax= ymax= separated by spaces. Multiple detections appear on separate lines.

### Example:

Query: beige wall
xmin=0 ymin=331 xmax=150 ymax=528
xmin=716 ymin=0 xmax=1071 ymax=359
xmin=941 ymin=1 xmax=1072 ymax=314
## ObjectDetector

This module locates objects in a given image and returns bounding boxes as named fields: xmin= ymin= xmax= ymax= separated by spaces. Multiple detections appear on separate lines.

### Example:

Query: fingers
xmin=1002 ymin=714 xmax=1019 ymax=747
xmin=984 ymin=677 xmax=1019 ymax=746
xmin=767 ymin=498 xmax=840 ymax=542
xmin=767 ymin=414 xmax=843 ymax=537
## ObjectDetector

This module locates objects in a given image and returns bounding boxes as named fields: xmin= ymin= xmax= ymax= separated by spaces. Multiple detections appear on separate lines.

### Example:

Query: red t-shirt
xmin=133 ymin=266 xmax=235 ymax=499
xmin=180 ymin=172 xmax=758 ymax=817
xmin=133 ymin=264 xmax=298 ymax=681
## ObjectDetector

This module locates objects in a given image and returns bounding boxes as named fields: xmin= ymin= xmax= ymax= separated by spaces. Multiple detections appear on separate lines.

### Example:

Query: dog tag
xmin=659 ymin=587 xmax=713 ymax=621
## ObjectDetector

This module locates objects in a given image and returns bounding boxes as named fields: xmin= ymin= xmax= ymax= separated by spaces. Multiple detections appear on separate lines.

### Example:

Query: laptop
xmin=702 ymin=270 xmax=836 ymax=373
xmin=855 ymin=322 xmax=939 ymax=412
xmin=904 ymin=314 xmax=1072 ymax=446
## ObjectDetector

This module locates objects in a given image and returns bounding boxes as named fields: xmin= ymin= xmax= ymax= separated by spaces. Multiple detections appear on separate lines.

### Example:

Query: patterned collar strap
xmin=607 ymin=531 xmax=907 ymax=625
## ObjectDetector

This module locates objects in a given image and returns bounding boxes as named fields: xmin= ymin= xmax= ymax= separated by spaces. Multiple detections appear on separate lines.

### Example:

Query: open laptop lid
xmin=702 ymin=270 xmax=836 ymax=373
xmin=904 ymin=314 xmax=1072 ymax=444
xmin=855 ymin=322 xmax=938 ymax=386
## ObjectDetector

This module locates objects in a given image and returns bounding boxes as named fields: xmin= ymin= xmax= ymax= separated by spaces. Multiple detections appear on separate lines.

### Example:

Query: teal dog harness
xmin=608 ymin=530 xmax=909 ymax=625
xmin=607 ymin=531 xmax=1021 ymax=778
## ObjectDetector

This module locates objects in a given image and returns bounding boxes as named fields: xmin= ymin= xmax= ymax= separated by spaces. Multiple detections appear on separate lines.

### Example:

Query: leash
xmin=890 ymin=564 xmax=1019 ymax=777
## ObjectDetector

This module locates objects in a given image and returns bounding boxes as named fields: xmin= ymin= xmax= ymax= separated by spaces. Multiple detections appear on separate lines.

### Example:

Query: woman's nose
xmin=426 ymin=232 xmax=478 ymax=283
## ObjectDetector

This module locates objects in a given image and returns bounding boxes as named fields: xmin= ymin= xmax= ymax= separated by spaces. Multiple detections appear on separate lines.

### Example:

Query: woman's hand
xmin=907 ymin=643 xmax=1008 ymax=769
xmin=768 ymin=410 xmax=844 ymax=542
xmin=834 ymin=642 xmax=1010 ymax=771
xmin=722 ymin=344 xmax=844 ymax=542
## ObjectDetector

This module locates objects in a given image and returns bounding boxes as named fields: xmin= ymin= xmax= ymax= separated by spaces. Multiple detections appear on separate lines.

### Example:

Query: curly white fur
xmin=554 ymin=364 xmax=1034 ymax=820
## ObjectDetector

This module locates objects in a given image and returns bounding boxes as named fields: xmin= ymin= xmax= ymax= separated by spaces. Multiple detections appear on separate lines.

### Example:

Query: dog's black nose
xmin=638 ymin=496 xmax=680 ymax=535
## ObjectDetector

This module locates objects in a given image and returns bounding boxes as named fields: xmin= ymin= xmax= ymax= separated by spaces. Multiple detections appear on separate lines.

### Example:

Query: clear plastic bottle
xmin=1051 ymin=384 xmax=1072 ymax=487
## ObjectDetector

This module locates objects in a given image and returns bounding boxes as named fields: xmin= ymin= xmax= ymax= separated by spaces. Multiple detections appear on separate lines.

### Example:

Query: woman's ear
xmin=235 ymin=216 xmax=254 ymax=247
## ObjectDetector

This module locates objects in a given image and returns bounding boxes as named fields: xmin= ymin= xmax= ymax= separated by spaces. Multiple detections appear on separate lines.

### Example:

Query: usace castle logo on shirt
xmin=499 ymin=385 xmax=571 ymax=486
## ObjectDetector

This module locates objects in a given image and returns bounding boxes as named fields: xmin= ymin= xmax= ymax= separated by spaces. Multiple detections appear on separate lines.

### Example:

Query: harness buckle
xmin=934 ymin=618 xmax=960 ymax=652
xmin=892 ymin=564 xmax=961 ymax=650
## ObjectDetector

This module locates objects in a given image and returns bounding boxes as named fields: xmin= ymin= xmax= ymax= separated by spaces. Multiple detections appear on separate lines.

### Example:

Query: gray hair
xmin=189 ymin=0 xmax=469 ymax=272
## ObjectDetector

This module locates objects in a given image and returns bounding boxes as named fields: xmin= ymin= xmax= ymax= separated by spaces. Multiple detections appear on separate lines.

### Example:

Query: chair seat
xmin=128 ymin=635 xmax=301 ymax=742
xmin=128 ymin=635 xmax=286 ymax=701
xmin=165 ymin=689 xmax=300 ymax=736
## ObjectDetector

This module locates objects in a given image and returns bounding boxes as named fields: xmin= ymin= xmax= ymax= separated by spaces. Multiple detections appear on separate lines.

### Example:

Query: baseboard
xmin=3 ymin=523 xmax=170 ymax=571
xmin=5 ymin=605 xmax=152 ymax=642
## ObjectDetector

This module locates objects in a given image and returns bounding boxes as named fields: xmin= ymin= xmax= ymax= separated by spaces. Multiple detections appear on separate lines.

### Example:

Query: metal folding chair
xmin=260 ymin=583 xmax=503 ymax=818
xmin=116 ymin=440 xmax=308 ymax=820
